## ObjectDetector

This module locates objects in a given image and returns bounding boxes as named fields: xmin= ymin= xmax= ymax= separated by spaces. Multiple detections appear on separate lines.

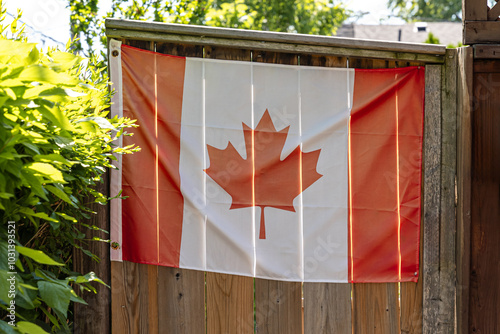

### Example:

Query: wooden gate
xmin=75 ymin=20 xmax=463 ymax=334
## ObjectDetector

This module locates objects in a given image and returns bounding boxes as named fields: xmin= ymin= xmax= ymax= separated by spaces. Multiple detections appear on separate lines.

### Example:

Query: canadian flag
xmin=109 ymin=39 xmax=424 ymax=283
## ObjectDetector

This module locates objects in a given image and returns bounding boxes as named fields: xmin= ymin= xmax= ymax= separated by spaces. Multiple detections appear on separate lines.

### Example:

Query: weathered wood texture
xmin=422 ymin=65 xmax=442 ymax=334
xmin=469 ymin=60 xmax=500 ymax=333
xmin=73 ymin=171 xmax=111 ymax=334
xmin=207 ymin=274 xmax=254 ymax=334
xmin=106 ymin=19 xmax=445 ymax=55
xmin=474 ymin=45 xmax=500 ymax=59
xmin=463 ymin=22 xmax=500 ymax=45
xmin=438 ymin=49 xmax=458 ymax=334
xmin=352 ymin=283 xmax=400 ymax=334
xmin=457 ymin=46 xmax=473 ymax=334
xmin=255 ymin=279 xmax=302 ymax=334
xmin=157 ymin=267 xmax=206 ymax=333
xmin=463 ymin=0 xmax=488 ymax=20
xmin=303 ymin=283 xmax=351 ymax=333
xmin=106 ymin=19 xmax=445 ymax=63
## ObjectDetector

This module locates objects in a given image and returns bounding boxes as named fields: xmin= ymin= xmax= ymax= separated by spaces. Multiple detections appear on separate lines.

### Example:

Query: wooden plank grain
xmin=352 ymin=283 xmax=399 ymax=334
xmin=469 ymin=62 xmax=500 ymax=333
xmin=158 ymin=268 xmax=206 ymax=334
xmin=303 ymin=283 xmax=351 ymax=334
xmin=463 ymin=0 xmax=488 ymax=20
xmin=456 ymin=47 xmax=473 ymax=334
xmin=106 ymin=18 xmax=446 ymax=56
xmin=106 ymin=28 xmax=445 ymax=64
xmin=422 ymin=64 xmax=442 ymax=334
xmin=437 ymin=49 xmax=457 ymax=334
xmin=111 ymin=262 xmax=155 ymax=334
xmin=206 ymin=274 xmax=254 ymax=334
xmin=300 ymin=53 xmax=351 ymax=334
xmin=463 ymin=21 xmax=500 ymax=45
xmin=255 ymin=279 xmax=302 ymax=334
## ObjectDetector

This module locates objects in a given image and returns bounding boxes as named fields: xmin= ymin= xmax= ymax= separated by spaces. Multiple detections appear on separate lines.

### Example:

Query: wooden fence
xmin=74 ymin=19 xmax=468 ymax=334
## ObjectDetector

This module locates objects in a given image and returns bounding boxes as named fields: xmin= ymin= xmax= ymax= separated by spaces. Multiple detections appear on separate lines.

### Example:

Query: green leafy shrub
xmin=0 ymin=4 xmax=137 ymax=333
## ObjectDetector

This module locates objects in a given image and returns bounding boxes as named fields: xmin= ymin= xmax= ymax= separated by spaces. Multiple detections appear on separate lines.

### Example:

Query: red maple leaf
xmin=205 ymin=110 xmax=322 ymax=239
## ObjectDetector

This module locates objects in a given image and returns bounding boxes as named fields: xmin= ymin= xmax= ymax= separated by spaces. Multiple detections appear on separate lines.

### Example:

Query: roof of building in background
xmin=335 ymin=22 xmax=462 ymax=46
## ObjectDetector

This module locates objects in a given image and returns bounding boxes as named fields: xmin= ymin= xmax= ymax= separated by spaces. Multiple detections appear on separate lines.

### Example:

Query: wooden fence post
xmin=73 ymin=171 xmax=111 ymax=333
xmin=422 ymin=64 xmax=442 ymax=333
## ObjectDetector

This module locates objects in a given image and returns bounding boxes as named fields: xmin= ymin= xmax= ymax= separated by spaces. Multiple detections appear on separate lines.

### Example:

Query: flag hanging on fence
xmin=109 ymin=39 xmax=425 ymax=283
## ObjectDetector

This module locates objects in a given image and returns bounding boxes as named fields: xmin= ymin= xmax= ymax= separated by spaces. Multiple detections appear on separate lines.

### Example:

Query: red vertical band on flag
xmin=349 ymin=67 xmax=424 ymax=282
xmin=121 ymin=45 xmax=186 ymax=267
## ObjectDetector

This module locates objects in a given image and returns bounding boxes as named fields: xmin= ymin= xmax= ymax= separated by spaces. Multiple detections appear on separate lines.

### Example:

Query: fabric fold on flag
xmin=110 ymin=39 xmax=425 ymax=283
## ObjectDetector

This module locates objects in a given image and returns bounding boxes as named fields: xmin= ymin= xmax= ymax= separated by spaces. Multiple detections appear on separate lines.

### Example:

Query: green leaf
xmin=37 ymin=281 xmax=72 ymax=317
xmin=0 ymin=39 xmax=38 ymax=65
xmin=49 ymin=51 xmax=83 ymax=71
xmin=37 ymin=104 xmax=74 ymax=131
xmin=78 ymin=116 xmax=115 ymax=130
xmin=16 ymin=246 xmax=64 ymax=266
xmin=45 ymin=185 xmax=75 ymax=206
xmin=68 ymin=271 xmax=108 ymax=287
xmin=15 ymin=321 xmax=50 ymax=334
xmin=20 ymin=169 xmax=48 ymax=201
xmin=54 ymin=212 xmax=77 ymax=222
xmin=18 ymin=65 xmax=78 ymax=86
xmin=25 ymin=162 xmax=65 ymax=183
xmin=33 ymin=154 xmax=72 ymax=166
xmin=0 ymin=320 xmax=17 ymax=334
xmin=17 ymin=208 xmax=58 ymax=222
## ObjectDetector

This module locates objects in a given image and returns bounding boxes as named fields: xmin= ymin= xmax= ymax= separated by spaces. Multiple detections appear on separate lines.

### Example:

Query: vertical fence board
xmin=400 ymin=233 xmax=423 ymax=334
xmin=300 ymin=54 xmax=351 ymax=334
xmin=110 ymin=39 xmax=157 ymax=334
xmin=252 ymin=49 xmax=303 ymax=334
xmin=158 ymin=268 xmax=206 ymax=333
xmin=111 ymin=262 xmax=156 ymax=333
xmin=352 ymin=283 xmax=400 ymax=334
xmin=255 ymin=280 xmax=302 ymax=334
xmin=73 ymin=172 xmax=110 ymax=334
xmin=469 ymin=60 xmax=500 ymax=334
xmin=206 ymin=274 xmax=254 ymax=334
xmin=349 ymin=56 xmax=400 ymax=334
xmin=151 ymin=40 xmax=207 ymax=334
xmin=204 ymin=46 xmax=254 ymax=334
xmin=463 ymin=0 xmax=488 ymax=20
xmin=422 ymin=65 xmax=442 ymax=333
xmin=438 ymin=49 xmax=458 ymax=334
xmin=456 ymin=47 xmax=473 ymax=334
xmin=303 ymin=283 xmax=351 ymax=333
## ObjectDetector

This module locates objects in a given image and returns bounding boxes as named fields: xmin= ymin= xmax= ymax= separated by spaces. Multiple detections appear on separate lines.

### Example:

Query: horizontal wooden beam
xmin=105 ymin=19 xmax=446 ymax=63
xmin=463 ymin=21 xmax=500 ymax=44
xmin=474 ymin=44 xmax=500 ymax=58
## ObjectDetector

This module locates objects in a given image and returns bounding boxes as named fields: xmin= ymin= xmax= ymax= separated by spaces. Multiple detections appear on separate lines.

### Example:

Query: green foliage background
xmin=0 ymin=3 xmax=137 ymax=333
xmin=68 ymin=0 xmax=351 ymax=57
xmin=388 ymin=0 xmax=462 ymax=22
